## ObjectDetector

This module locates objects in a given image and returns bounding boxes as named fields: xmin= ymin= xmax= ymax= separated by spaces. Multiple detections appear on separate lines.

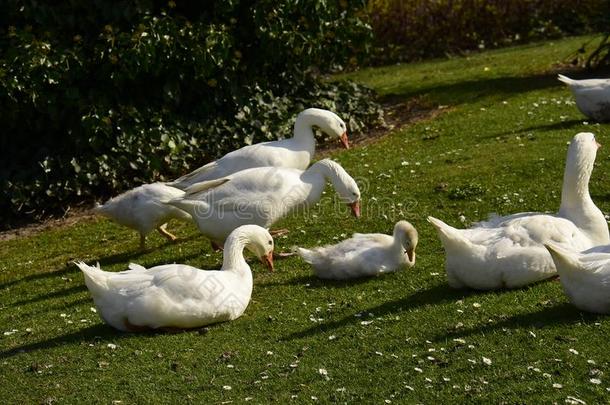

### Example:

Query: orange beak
xmin=260 ymin=251 xmax=274 ymax=272
xmin=349 ymin=200 xmax=361 ymax=218
xmin=339 ymin=131 xmax=350 ymax=149
xmin=406 ymin=248 xmax=415 ymax=263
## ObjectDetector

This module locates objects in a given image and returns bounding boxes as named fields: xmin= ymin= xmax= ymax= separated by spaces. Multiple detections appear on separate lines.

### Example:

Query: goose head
xmin=328 ymin=161 xmax=361 ymax=217
xmin=561 ymin=132 xmax=600 ymax=202
xmin=337 ymin=176 xmax=361 ymax=218
xmin=239 ymin=225 xmax=275 ymax=271
xmin=568 ymin=132 xmax=600 ymax=166
xmin=299 ymin=108 xmax=349 ymax=149
xmin=307 ymin=159 xmax=361 ymax=217
xmin=393 ymin=221 xmax=419 ymax=264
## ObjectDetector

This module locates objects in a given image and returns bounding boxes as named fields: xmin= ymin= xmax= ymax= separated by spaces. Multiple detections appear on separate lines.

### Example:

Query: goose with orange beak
xmin=74 ymin=225 xmax=275 ymax=331
xmin=165 ymin=159 xmax=361 ymax=249
xmin=168 ymin=108 xmax=350 ymax=190
xmin=296 ymin=221 xmax=418 ymax=280
xmin=428 ymin=132 xmax=609 ymax=290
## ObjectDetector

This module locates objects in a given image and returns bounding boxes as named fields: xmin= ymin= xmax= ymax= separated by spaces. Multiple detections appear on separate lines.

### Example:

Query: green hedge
xmin=0 ymin=0 xmax=383 ymax=228
xmin=367 ymin=0 xmax=610 ymax=64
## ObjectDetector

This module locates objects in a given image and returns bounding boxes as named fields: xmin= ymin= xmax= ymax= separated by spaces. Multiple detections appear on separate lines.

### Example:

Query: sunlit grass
xmin=1 ymin=35 xmax=609 ymax=403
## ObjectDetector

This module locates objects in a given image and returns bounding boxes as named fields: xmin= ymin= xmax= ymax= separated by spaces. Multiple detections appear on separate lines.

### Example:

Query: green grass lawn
xmin=3 ymin=35 xmax=610 ymax=403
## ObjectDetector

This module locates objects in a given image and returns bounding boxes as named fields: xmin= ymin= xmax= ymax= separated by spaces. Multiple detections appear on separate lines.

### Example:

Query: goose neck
xmin=559 ymin=155 xmax=593 ymax=208
xmin=221 ymin=233 xmax=250 ymax=273
xmin=292 ymin=112 xmax=317 ymax=150
xmin=308 ymin=159 xmax=338 ymax=180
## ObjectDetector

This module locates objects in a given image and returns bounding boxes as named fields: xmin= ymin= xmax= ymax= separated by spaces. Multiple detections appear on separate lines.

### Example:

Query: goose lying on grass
xmin=545 ymin=243 xmax=610 ymax=314
xmin=74 ymin=225 xmax=274 ymax=331
xmin=558 ymin=74 xmax=610 ymax=122
xmin=164 ymin=159 xmax=361 ymax=249
xmin=296 ymin=221 xmax=418 ymax=280
xmin=168 ymin=108 xmax=350 ymax=190
xmin=94 ymin=183 xmax=192 ymax=249
xmin=428 ymin=132 xmax=609 ymax=290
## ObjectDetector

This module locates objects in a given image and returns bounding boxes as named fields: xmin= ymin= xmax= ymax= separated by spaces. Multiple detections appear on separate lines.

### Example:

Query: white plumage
xmin=167 ymin=108 xmax=349 ymax=190
xmin=164 ymin=159 xmax=361 ymax=246
xmin=558 ymin=74 xmax=610 ymax=122
xmin=297 ymin=221 xmax=418 ymax=280
xmin=428 ymin=132 xmax=609 ymax=290
xmin=74 ymin=225 xmax=274 ymax=331
xmin=545 ymin=243 xmax=610 ymax=314
xmin=94 ymin=182 xmax=193 ymax=248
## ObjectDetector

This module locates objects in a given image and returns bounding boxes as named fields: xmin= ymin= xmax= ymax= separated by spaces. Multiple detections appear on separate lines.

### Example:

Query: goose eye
xmin=268 ymin=240 xmax=273 ymax=246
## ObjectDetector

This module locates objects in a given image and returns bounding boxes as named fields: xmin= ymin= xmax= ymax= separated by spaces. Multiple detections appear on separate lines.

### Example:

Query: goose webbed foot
xmin=157 ymin=224 xmax=177 ymax=242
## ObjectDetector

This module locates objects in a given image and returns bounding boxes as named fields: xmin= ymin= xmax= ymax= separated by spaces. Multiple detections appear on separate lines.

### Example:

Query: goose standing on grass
xmin=296 ymin=221 xmax=418 ymax=280
xmin=428 ymin=132 xmax=609 ymax=290
xmin=558 ymin=74 xmax=610 ymax=122
xmin=164 ymin=159 xmax=361 ymax=249
xmin=94 ymin=183 xmax=193 ymax=249
xmin=74 ymin=225 xmax=274 ymax=331
xmin=168 ymin=108 xmax=350 ymax=190
xmin=545 ymin=243 xmax=610 ymax=314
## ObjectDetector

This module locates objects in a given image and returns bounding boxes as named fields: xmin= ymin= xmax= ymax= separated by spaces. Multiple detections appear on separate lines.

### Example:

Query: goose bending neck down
xmin=167 ymin=108 xmax=349 ymax=190
xmin=293 ymin=108 xmax=350 ymax=150
xmin=304 ymin=159 xmax=361 ymax=217
xmin=75 ymin=225 xmax=274 ymax=331
xmin=428 ymin=132 xmax=609 ymax=290
xmin=163 ymin=159 xmax=361 ymax=246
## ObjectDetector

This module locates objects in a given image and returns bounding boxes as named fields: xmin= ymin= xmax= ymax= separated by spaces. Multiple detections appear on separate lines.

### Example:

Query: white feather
xmin=74 ymin=225 xmax=274 ymax=331
xmin=297 ymin=221 xmax=418 ymax=280
xmin=428 ymin=132 xmax=609 ymax=290
xmin=167 ymin=108 xmax=348 ymax=189
xmin=164 ymin=159 xmax=360 ymax=245
xmin=558 ymin=74 xmax=610 ymax=122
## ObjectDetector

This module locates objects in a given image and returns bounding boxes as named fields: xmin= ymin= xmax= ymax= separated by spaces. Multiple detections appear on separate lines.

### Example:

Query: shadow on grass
xmin=0 ymin=324 xmax=135 ymax=359
xmin=0 ymin=321 xmax=216 ymax=359
xmin=8 ymin=284 xmax=87 ymax=308
xmin=590 ymin=192 xmax=610 ymax=204
xmin=91 ymin=232 xmax=205 ymax=267
xmin=281 ymin=283 xmax=488 ymax=341
xmin=382 ymin=72 xmax=561 ymax=106
xmin=430 ymin=302 xmax=603 ymax=343
xmin=261 ymin=273 xmax=375 ymax=289
xmin=489 ymin=118 xmax=584 ymax=137
xmin=0 ymin=265 xmax=78 ymax=291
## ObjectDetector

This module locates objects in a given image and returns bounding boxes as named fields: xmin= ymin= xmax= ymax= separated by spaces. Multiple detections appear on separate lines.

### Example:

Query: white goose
xmin=545 ymin=243 xmax=610 ymax=314
xmin=74 ymin=225 xmax=274 ymax=331
xmin=428 ymin=132 xmax=609 ymax=290
xmin=296 ymin=221 xmax=418 ymax=280
xmin=94 ymin=182 xmax=193 ymax=249
xmin=558 ymin=74 xmax=610 ymax=122
xmin=164 ymin=159 xmax=361 ymax=248
xmin=168 ymin=108 xmax=349 ymax=190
